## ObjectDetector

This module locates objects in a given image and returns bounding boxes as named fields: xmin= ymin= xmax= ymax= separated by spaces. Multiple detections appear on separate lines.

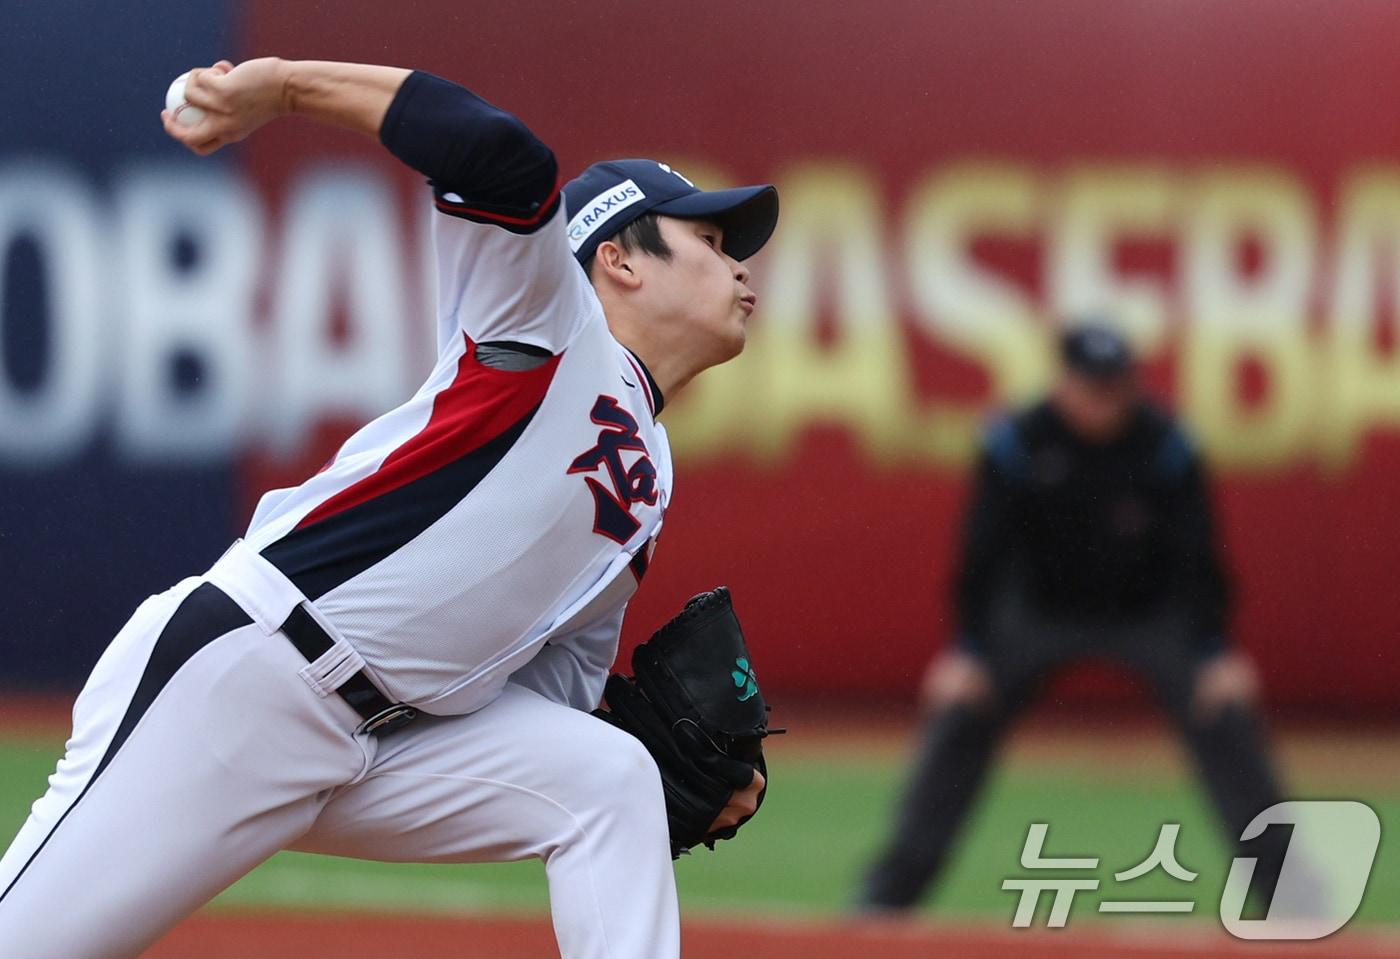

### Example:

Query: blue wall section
xmin=0 ymin=1 xmax=238 ymax=686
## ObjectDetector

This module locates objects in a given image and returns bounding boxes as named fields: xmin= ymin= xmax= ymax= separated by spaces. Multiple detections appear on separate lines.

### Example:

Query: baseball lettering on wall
xmin=6 ymin=161 xmax=1400 ymax=470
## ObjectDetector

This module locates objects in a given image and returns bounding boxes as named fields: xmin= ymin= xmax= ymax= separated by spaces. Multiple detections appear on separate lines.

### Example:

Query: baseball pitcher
xmin=0 ymin=58 xmax=779 ymax=958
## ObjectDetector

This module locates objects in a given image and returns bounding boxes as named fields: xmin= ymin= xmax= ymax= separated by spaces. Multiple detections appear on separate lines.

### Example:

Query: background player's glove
xmin=595 ymin=587 xmax=776 ymax=858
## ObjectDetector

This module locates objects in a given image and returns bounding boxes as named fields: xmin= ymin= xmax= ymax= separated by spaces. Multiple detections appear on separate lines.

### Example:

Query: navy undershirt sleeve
xmin=379 ymin=71 xmax=559 ymax=229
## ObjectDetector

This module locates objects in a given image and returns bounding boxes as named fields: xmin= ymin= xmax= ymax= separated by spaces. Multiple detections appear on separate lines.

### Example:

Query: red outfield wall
xmin=239 ymin=1 xmax=1400 ymax=713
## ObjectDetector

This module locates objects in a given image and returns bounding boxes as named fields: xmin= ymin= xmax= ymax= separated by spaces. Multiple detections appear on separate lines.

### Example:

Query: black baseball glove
xmin=594 ymin=587 xmax=777 ymax=858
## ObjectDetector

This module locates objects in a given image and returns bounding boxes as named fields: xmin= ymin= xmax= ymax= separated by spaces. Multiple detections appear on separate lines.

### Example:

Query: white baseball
xmin=165 ymin=72 xmax=206 ymax=127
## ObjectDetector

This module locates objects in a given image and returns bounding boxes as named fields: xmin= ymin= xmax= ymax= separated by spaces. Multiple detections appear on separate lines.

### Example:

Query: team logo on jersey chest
xmin=569 ymin=395 xmax=658 ymax=543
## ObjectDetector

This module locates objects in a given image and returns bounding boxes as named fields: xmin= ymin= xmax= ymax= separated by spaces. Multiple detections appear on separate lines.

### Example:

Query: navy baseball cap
xmin=562 ymin=158 xmax=779 ymax=265
xmin=1060 ymin=323 xmax=1135 ymax=380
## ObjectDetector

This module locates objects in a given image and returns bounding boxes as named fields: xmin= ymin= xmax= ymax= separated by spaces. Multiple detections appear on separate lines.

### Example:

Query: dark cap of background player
xmin=1060 ymin=323 xmax=1135 ymax=380
xmin=562 ymin=159 xmax=779 ymax=266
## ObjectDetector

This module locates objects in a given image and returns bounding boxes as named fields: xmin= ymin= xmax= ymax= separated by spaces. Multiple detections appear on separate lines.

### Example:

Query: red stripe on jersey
xmin=294 ymin=336 xmax=561 ymax=530
xmin=434 ymin=178 xmax=563 ymax=227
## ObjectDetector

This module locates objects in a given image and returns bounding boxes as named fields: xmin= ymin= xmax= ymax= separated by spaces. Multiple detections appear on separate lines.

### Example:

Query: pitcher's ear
xmin=593 ymin=239 xmax=641 ymax=289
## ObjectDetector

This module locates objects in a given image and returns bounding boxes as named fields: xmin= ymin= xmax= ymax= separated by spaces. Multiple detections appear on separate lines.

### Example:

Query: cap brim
xmin=652 ymin=185 xmax=779 ymax=261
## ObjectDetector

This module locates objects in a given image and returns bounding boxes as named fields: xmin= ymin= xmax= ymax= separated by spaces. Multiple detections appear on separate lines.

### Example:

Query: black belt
xmin=279 ymin=604 xmax=418 ymax=736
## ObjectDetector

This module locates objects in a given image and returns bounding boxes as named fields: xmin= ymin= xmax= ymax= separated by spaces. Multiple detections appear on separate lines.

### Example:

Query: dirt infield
xmin=147 ymin=911 xmax=1400 ymax=958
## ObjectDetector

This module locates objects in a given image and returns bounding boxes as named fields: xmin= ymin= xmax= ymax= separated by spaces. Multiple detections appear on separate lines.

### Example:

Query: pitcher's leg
xmin=298 ymin=684 xmax=678 ymax=959
xmin=0 ymin=583 xmax=371 ymax=959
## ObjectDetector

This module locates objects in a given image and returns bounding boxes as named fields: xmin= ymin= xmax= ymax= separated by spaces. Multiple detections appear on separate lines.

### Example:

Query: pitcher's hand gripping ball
xmin=595 ymin=587 xmax=777 ymax=858
xmin=164 ymin=72 xmax=205 ymax=126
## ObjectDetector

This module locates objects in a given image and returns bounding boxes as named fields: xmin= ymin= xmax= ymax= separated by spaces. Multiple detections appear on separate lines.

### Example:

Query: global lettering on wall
xmin=3 ymin=160 xmax=1400 ymax=472
xmin=0 ymin=162 xmax=434 ymax=467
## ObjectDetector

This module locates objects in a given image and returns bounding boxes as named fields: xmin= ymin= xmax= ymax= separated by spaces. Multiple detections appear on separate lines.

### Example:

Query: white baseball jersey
xmin=227 ymin=193 xmax=672 ymax=716
xmin=0 ymin=72 xmax=689 ymax=959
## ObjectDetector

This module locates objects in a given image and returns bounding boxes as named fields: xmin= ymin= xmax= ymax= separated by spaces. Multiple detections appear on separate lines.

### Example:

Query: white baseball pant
xmin=0 ymin=576 xmax=678 ymax=958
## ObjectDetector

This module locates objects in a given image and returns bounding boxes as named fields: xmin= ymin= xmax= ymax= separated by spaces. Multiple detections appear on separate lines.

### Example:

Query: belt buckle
xmin=358 ymin=704 xmax=418 ymax=736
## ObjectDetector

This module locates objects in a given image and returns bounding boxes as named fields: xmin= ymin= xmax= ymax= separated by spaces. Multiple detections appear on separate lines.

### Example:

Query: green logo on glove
xmin=732 ymin=657 xmax=759 ymax=701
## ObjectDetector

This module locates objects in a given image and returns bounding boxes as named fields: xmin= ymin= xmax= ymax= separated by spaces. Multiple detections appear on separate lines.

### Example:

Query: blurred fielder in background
xmin=859 ymin=324 xmax=1291 ymax=913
